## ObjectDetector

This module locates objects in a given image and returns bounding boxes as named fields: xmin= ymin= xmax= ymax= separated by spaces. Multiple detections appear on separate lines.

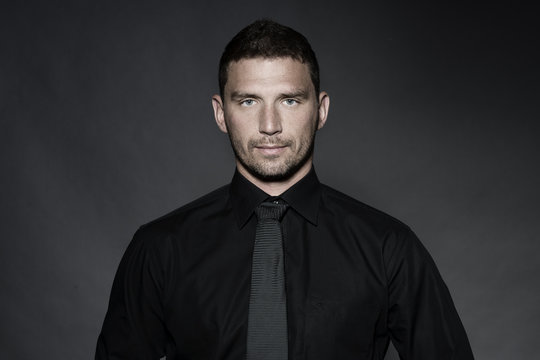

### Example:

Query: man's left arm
xmin=384 ymin=227 xmax=474 ymax=360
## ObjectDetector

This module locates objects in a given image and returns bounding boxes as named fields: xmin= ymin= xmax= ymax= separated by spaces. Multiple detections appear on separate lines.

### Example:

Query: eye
xmin=283 ymin=99 xmax=298 ymax=106
xmin=240 ymin=99 xmax=256 ymax=107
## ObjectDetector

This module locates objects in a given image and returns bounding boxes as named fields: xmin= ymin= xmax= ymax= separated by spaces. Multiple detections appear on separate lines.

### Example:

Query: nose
xmin=258 ymin=104 xmax=282 ymax=136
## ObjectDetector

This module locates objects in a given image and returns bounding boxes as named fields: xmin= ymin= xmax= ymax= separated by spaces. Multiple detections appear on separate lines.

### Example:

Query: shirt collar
xmin=229 ymin=167 xmax=322 ymax=228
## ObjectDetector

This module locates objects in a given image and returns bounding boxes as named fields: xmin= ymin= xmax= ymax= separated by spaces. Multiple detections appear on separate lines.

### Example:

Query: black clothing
xmin=96 ymin=169 xmax=474 ymax=359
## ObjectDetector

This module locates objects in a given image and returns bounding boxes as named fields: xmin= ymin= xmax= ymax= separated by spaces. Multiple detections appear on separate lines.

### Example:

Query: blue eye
xmin=284 ymin=99 xmax=298 ymax=106
xmin=241 ymin=99 xmax=255 ymax=106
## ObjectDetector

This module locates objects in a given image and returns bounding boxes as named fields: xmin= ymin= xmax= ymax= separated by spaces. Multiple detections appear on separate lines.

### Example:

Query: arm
xmin=384 ymin=227 xmax=474 ymax=360
xmin=96 ymin=227 xmax=174 ymax=360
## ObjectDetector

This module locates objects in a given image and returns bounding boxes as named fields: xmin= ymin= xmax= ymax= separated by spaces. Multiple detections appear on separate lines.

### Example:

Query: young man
xmin=96 ymin=20 xmax=474 ymax=359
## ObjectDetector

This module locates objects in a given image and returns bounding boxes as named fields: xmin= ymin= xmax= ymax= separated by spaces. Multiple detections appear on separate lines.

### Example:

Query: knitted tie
xmin=246 ymin=200 xmax=289 ymax=360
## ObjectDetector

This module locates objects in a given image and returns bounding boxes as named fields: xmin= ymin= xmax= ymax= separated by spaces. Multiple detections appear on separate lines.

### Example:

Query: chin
xmin=244 ymin=159 xmax=309 ymax=183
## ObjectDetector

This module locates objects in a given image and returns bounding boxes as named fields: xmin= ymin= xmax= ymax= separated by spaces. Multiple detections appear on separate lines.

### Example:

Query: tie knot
xmin=255 ymin=200 xmax=288 ymax=221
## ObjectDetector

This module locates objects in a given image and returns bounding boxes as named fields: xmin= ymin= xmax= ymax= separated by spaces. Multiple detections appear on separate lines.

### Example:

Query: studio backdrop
xmin=1 ymin=1 xmax=538 ymax=359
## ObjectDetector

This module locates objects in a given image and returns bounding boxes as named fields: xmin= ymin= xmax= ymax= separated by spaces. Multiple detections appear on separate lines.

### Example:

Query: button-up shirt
xmin=96 ymin=168 xmax=474 ymax=359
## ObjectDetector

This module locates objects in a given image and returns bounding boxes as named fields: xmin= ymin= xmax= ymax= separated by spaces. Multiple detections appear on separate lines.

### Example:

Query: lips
xmin=256 ymin=145 xmax=286 ymax=150
xmin=251 ymin=139 xmax=291 ymax=148
xmin=255 ymin=145 xmax=288 ymax=156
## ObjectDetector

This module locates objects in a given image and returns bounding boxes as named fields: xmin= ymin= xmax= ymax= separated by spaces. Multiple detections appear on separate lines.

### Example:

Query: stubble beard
xmin=227 ymin=125 xmax=318 ymax=183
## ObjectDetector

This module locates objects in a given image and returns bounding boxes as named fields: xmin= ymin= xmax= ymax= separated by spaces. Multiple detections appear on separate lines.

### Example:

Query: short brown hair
xmin=218 ymin=19 xmax=320 ymax=98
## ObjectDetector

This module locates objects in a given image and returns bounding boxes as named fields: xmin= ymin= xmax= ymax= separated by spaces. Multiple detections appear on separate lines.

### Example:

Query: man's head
xmin=212 ymin=20 xmax=329 ymax=190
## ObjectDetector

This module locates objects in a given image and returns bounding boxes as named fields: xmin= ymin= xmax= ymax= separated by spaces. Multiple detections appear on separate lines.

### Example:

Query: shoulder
xmin=319 ymin=184 xmax=411 ymax=236
xmin=320 ymin=183 xmax=428 ymax=265
xmin=134 ymin=184 xmax=231 ymax=242
xmin=119 ymin=184 xmax=230 ymax=265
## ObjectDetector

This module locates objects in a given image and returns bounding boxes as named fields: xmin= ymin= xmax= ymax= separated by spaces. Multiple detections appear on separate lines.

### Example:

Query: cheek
xmin=294 ymin=116 xmax=318 ymax=137
xmin=225 ymin=111 xmax=256 ymax=136
xmin=226 ymin=120 xmax=252 ymax=145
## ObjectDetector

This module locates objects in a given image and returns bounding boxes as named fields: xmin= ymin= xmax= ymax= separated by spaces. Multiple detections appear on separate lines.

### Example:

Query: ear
xmin=316 ymin=91 xmax=330 ymax=130
xmin=212 ymin=95 xmax=228 ymax=133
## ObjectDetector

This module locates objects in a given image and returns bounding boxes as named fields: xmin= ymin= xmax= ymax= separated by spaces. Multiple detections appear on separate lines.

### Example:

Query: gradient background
xmin=1 ymin=1 xmax=538 ymax=359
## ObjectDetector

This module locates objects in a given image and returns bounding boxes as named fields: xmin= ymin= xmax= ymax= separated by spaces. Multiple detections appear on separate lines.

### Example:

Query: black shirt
xmin=96 ymin=169 xmax=474 ymax=359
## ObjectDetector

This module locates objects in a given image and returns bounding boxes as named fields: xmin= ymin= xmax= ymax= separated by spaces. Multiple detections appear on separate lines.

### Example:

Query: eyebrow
xmin=280 ymin=89 xmax=310 ymax=99
xmin=230 ymin=91 xmax=260 ymax=100
xmin=229 ymin=89 xmax=311 ymax=101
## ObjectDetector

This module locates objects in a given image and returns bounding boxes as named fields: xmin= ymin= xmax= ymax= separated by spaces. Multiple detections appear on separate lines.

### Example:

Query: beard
xmin=226 ymin=121 xmax=318 ymax=182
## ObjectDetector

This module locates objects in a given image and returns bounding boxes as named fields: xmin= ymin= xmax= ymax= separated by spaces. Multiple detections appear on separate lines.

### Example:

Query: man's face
xmin=213 ymin=57 xmax=329 ymax=182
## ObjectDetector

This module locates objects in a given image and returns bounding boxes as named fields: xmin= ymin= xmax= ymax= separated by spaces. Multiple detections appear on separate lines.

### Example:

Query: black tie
xmin=247 ymin=200 xmax=289 ymax=360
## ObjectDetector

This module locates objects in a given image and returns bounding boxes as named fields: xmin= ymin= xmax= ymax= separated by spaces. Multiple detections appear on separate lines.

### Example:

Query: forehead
xmin=225 ymin=57 xmax=313 ymax=95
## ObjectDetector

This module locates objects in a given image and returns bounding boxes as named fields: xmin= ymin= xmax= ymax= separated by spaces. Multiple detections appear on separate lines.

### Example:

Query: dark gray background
xmin=1 ymin=1 xmax=538 ymax=359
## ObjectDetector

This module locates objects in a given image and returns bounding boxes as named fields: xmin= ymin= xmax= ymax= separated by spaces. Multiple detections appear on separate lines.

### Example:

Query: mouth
xmin=255 ymin=145 xmax=288 ymax=156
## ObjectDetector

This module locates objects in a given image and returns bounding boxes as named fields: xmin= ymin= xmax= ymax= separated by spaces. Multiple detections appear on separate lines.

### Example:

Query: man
xmin=96 ymin=19 xmax=474 ymax=359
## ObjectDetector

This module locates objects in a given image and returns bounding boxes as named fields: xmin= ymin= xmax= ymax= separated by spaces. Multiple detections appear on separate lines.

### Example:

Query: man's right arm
xmin=96 ymin=227 xmax=173 ymax=359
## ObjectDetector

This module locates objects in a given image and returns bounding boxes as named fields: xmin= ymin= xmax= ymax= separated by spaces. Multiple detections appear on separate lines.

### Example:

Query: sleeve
xmin=384 ymin=227 xmax=474 ymax=360
xmin=95 ymin=226 xmax=175 ymax=360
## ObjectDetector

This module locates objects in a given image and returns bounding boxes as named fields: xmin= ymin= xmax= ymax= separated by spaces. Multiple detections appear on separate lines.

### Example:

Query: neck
xmin=236 ymin=160 xmax=313 ymax=196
